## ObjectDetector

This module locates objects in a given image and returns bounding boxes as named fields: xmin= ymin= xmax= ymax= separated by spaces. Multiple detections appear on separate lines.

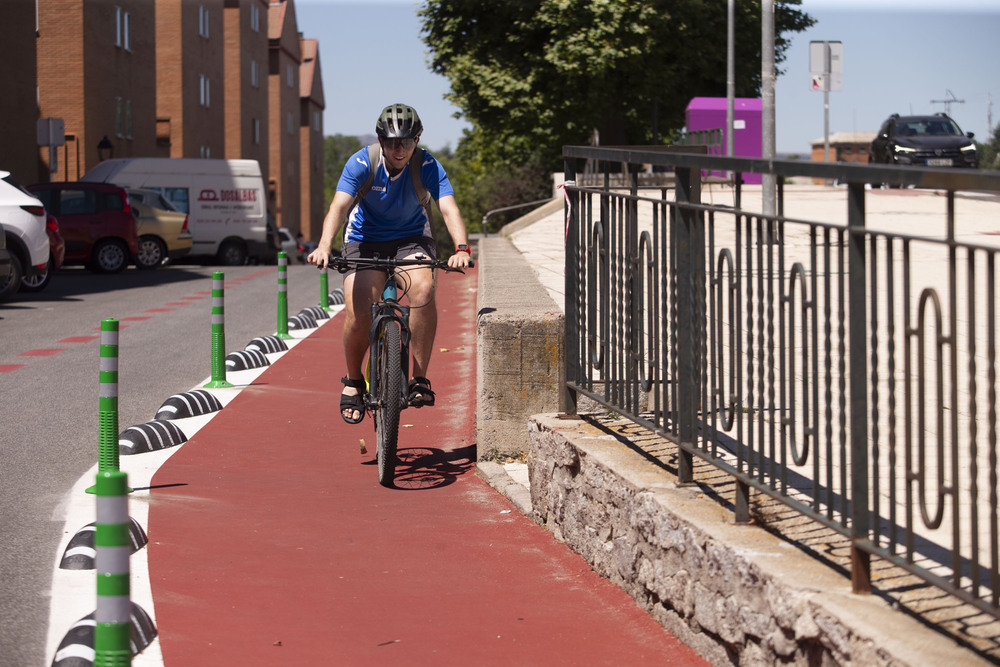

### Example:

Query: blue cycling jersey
xmin=337 ymin=146 xmax=454 ymax=243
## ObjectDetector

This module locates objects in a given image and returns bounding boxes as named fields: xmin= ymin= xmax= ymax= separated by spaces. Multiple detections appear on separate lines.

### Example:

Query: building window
xmin=253 ymin=119 xmax=261 ymax=145
xmin=251 ymin=60 xmax=259 ymax=88
xmin=115 ymin=97 xmax=123 ymax=137
xmin=312 ymin=110 xmax=320 ymax=132
xmin=114 ymin=7 xmax=131 ymax=50
xmin=287 ymin=112 xmax=294 ymax=135
xmin=250 ymin=3 xmax=260 ymax=32
xmin=286 ymin=64 xmax=294 ymax=88
xmin=125 ymin=100 xmax=133 ymax=139
xmin=198 ymin=5 xmax=210 ymax=39
xmin=200 ymin=145 xmax=211 ymax=159
xmin=200 ymin=75 xmax=210 ymax=107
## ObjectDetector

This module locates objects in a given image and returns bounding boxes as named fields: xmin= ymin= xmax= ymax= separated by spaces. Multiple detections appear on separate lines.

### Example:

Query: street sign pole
xmin=810 ymin=41 xmax=842 ymax=167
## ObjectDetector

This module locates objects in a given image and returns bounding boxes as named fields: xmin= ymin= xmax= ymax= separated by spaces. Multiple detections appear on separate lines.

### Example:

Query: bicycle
xmin=329 ymin=253 xmax=473 ymax=487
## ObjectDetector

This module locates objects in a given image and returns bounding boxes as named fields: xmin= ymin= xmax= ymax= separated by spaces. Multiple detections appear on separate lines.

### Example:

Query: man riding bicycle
xmin=307 ymin=103 xmax=471 ymax=424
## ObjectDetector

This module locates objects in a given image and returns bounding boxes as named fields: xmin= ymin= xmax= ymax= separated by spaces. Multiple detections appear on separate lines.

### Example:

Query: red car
xmin=26 ymin=182 xmax=138 ymax=273
xmin=20 ymin=211 xmax=65 ymax=292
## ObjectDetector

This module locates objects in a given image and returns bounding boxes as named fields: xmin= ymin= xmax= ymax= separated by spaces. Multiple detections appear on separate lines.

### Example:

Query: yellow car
xmin=127 ymin=188 xmax=193 ymax=269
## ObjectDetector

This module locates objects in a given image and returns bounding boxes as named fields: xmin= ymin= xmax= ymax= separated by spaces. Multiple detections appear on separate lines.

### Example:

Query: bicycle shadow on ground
xmin=370 ymin=443 xmax=476 ymax=490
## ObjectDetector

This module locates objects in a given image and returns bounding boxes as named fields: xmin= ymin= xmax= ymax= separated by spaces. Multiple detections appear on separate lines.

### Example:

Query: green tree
xmin=323 ymin=134 xmax=365 ymax=208
xmin=975 ymin=124 xmax=1000 ymax=170
xmin=418 ymin=0 xmax=814 ymax=227
xmin=419 ymin=0 xmax=813 ymax=169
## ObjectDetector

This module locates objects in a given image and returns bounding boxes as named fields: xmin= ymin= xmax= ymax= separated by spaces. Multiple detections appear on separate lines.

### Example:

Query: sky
xmin=295 ymin=0 xmax=1000 ymax=155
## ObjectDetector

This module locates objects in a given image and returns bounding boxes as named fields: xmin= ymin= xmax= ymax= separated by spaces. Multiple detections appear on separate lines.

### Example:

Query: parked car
xmin=27 ymin=181 xmax=138 ymax=273
xmin=277 ymin=227 xmax=302 ymax=262
xmin=261 ymin=215 xmax=281 ymax=265
xmin=20 ymin=211 xmax=65 ymax=292
xmin=0 ymin=171 xmax=50 ymax=301
xmin=0 ymin=226 xmax=11 ymax=293
xmin=869 ymin=113 xmax=978 ymax=171
xmin=126 ymin=188 xmax=193 ymax=269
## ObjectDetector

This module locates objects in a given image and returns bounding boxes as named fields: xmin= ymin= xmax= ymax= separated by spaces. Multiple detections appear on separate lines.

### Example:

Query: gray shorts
xmin=340 ymin=236 xmax=437 ymax=275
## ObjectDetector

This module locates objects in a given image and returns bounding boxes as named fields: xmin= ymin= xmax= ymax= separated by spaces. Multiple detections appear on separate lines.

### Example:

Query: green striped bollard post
xmin=204 ymin=271 xmax=233 ymax=388
xmin=320 ymin=266 xmax=333 ymax=312
xmin=94 ymin=469 xmax=132 ymax=667
xmin=276 ymin=251 xmax=293 ymax=339
xmin=87 ymin=319 xmax=126 ymax=495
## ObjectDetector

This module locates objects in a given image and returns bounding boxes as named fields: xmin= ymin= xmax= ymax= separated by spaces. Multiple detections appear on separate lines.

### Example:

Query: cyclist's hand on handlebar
xmin=448 ymin=250 xmax=472 ymax=270
xmin=307 ymin=244 xmax=339 ymax=269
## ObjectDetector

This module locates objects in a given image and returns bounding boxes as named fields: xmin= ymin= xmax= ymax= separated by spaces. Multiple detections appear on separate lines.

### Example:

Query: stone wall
xmin=528 ymin=413 xmax=989 ymax=667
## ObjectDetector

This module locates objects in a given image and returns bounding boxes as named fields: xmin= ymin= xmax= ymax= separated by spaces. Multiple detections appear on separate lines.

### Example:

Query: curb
xmin=475 ymin=461 xmax=533 ymax=518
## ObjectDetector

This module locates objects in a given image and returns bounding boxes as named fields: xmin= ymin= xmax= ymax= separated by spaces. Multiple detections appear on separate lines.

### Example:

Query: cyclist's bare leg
xmin=341 ymin=270 xmax=381 ymax=421
xmin=400 ymin=261 xmax=437 ymax=395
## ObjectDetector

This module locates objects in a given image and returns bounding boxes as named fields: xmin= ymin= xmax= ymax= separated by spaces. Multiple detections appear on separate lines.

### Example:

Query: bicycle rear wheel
xmin=374 ymin=321 xmax=402 ymax=487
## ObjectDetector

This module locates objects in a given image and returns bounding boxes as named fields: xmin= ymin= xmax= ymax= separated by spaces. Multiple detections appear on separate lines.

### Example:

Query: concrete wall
xmin=475 ymin=236 xmax=564 ymax=460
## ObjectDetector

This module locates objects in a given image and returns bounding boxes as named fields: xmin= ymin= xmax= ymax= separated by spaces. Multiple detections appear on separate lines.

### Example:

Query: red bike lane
xmin=146 ymin=267 xmax=708 ymax=665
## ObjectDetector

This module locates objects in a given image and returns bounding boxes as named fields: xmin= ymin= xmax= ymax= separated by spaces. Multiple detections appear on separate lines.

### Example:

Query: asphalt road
xmin=0 ymin=260 xmax=336 ymax=667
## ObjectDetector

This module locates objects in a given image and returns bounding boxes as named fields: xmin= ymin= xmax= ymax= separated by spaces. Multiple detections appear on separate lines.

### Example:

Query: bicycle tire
xmin=375 ymin=321 xmax=402 ymax=487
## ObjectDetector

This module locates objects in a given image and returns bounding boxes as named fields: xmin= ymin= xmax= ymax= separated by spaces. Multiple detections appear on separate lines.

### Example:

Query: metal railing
xmin=562 ymin=145 xmax=1000 ymax=618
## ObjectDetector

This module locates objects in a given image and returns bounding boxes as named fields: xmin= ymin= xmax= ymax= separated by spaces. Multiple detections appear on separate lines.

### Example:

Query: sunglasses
xmin=381 ymin=137 xmax=417 ymax=150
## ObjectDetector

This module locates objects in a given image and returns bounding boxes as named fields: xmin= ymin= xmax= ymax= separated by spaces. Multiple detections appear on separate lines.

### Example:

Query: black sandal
xmin=408 ymin=376 xmax=435 ymax=408
xmin=340 ymin=376 xmax=366 ymax=424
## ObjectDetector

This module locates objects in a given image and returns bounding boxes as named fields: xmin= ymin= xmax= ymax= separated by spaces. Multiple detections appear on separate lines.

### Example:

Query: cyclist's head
xmin=376 ymin=103 xmax=423 ymax=141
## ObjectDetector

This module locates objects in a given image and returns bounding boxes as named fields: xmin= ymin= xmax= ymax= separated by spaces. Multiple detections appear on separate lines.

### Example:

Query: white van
xmin=82 ymin=158 xmax=272 ymax=265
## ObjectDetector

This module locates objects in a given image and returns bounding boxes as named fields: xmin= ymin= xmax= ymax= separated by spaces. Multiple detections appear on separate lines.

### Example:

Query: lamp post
xmin=97 ymin=135 xmax=114 ymax=162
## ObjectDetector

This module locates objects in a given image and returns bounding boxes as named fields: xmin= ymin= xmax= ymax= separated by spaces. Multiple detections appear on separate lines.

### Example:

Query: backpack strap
xmin=409 ymin=148 xmax=433 ymax=225
xmin=350 ymin=143 xmax=382 ymax=212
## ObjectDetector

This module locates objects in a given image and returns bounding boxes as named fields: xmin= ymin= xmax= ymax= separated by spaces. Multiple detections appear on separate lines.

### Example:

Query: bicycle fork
xmin=368 ymin=297 xmax=411 ymax=412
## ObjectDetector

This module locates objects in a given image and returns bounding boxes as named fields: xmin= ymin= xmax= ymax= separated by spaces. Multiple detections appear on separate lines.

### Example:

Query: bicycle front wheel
xmin=374 ymin=321 xmax=402 ymax=487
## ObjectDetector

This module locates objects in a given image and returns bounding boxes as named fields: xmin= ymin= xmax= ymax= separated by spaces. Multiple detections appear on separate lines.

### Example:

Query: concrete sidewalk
xmin=136 ymin=268 xmax=708 ymax=665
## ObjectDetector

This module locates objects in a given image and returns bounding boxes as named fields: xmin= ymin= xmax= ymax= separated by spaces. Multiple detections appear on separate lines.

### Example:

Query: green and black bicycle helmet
xmin=375 ymin=103 xmax=423 ymax=139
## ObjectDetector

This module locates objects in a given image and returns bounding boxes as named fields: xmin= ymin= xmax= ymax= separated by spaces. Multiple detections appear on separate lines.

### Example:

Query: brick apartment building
xmin=267 ymin=0 xmax=299 ymax=234
xmin=299 ymin=37 xmax=324 ymax=240
xmin=3 ymin=0 xmax=324 ymax=241
xmin=224 ymin=0 xmax=271 ymax=188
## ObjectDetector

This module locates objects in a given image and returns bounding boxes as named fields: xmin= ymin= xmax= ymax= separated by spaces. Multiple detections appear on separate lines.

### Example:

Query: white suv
xmin=0 ymin=171 xmax=50 ymax=301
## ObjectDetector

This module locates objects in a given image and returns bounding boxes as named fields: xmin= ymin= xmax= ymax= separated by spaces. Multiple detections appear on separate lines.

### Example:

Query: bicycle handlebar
xmin=325 ymin=254 xmax=473 ymax=274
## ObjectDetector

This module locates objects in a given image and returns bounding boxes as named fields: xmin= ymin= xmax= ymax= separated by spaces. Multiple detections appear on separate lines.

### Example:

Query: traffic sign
xmin=809 ymin=41 xmax=843 ymax=92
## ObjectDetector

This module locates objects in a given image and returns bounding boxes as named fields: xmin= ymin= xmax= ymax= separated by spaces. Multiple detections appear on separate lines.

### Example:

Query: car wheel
xmin=20 ymin=256 xmax=54 ymax=292
xmin=135 ymin=235 xmax=167 ymax=270
xmin=217 ymin=240 xmax=248 ymax=266
xmin=91 ymin=239 xmax=129 ymax=273
xmin=0 ymin=253 xmax=24 ymax=302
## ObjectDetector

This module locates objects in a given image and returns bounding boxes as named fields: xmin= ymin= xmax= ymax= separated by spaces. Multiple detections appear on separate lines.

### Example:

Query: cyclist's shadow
xmin=363 ymin=443 xmax=476 ymax=490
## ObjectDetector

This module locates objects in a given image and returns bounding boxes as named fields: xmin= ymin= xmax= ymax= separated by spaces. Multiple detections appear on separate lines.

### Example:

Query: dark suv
xmin=27 ymin=182 xmax=139 ymax=273
xmin=869 ymin=113 xmax=978 ymax=169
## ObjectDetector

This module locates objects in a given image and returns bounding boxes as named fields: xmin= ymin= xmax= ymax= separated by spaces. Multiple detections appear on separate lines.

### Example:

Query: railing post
xmin=563 ymin=157 xmax=579 ymax=416
xmin=847 ymin=181 xmax=872 ymax=593
xmin=674 ymin=164 xmax=701 ymax=484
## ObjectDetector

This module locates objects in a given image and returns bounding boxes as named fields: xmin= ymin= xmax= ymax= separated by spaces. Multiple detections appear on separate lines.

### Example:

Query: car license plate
xmin=926 ymin=158 xmax=952 ymax=167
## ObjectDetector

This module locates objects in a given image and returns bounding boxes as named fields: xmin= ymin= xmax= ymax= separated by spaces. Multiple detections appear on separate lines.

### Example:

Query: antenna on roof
xmin=930 ymin=90 xmax=965 ymax=115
